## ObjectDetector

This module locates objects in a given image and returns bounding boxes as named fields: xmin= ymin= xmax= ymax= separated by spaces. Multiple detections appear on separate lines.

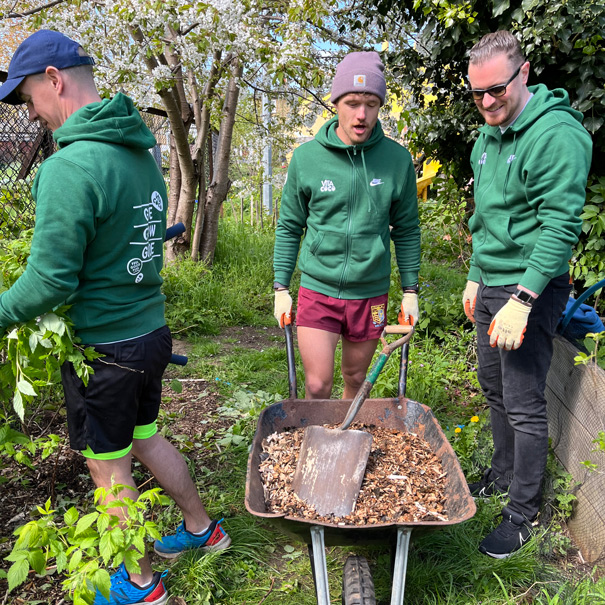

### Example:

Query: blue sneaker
xmin=93 ymin=563 xmax=168 ymax=605
xmin=154 ymin=518 xmax=231 ymax=559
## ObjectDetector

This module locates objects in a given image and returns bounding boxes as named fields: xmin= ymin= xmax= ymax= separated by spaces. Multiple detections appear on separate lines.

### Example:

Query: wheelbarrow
xmin=245 ymin=324 xmax=476 ymax=604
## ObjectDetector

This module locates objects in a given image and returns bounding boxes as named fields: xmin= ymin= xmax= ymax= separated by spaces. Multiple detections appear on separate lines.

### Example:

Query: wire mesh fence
xmin=0 ymin=103 xmax=54 ymax=240
xmin=0 ymin=103 xmax=170 ymax=243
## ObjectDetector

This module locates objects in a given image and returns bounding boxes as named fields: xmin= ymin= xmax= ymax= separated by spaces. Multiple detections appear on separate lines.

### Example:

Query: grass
xmin=155 ymin=217 xmax=605 ymax=604
xmin=3 ymin=213 xmax=602 ymax=603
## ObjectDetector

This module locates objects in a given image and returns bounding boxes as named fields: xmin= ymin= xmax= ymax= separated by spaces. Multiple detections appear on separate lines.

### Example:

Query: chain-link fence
xmin=0 ymin=102 xmax=54 ymax=240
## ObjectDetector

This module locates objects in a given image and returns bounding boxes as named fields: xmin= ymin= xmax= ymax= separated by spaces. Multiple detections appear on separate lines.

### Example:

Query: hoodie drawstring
xmin=502 ymin=133 xmax=518 ymax=207
xmin=347 ymin=147 xmax=375 ymax=213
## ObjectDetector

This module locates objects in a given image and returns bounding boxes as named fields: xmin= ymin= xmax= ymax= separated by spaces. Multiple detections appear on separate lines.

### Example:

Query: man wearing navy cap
xmin=0 ymin=30 xmax=230 ymax=605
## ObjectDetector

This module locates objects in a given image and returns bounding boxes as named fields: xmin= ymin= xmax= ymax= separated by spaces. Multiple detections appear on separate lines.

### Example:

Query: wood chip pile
xmin=259 ymin=423 xmax=449 ymax=525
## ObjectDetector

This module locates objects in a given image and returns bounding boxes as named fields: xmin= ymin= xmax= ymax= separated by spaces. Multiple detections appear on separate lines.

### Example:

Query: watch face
xmin=515 ymin=290 xmax=533 ymax=303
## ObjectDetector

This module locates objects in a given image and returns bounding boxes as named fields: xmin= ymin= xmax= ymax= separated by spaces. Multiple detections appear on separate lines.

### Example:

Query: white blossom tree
xmin=0 ymin=0 xmax=352 ymax=263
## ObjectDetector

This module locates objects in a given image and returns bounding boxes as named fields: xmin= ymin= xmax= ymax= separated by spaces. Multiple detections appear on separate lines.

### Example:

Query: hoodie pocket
xmin=471 ymin=211 xmax=528 ymax=272
xmin=347 ymin=233 xmax=389 ymax=285
xmin=300 ymin=230 xmax=346 ymax=282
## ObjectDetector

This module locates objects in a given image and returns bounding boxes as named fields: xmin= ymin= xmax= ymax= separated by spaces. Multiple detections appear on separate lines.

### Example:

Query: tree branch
xmin=2 ymin=0 xmax=65 ymax=19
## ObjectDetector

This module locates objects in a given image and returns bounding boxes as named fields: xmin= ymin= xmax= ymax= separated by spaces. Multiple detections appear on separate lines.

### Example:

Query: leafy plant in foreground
xmin=5 ymin=485 xmax=169 ymax=605
xmin=0 ymin=230 xmax=100 ymax=422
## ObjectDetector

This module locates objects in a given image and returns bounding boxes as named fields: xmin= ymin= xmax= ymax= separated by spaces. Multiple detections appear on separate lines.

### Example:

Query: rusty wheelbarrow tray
xmin=245 ymin=325 xmax=476 ymax=605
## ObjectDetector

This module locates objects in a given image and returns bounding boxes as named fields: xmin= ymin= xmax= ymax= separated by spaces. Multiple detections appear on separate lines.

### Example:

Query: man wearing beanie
xmin=273 ymin=51 xmax=420 ymax=400
xmin=0 ymin=30 xmax=230 ymax=605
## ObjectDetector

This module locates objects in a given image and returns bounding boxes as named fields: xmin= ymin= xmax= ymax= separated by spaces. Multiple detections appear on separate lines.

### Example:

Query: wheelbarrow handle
xmin=340 ymin=325 xmax=414 ymax=430
xmin=284 ymin=323 xmax=298 ymax=399
xmin=384 ymin=324 xmax=414 ymax=335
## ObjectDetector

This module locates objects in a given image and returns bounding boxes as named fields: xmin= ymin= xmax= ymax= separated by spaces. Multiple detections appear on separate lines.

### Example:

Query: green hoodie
xmin=0 ymin=93 xmax=167 ymax=343
xmin=468 ymin=84 xmax=592 ymax=294
xmin=274 ymin=116 xmax=420 ymax=299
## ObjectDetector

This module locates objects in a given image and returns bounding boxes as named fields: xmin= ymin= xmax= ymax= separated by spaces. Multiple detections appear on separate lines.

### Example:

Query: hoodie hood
xmin=53 ymin=92 xmax=157 ymax=150
xmin=479 ymin=83 xmax=583 ymax=139
xmin=315 ymin=115 xmax=385 ymax=150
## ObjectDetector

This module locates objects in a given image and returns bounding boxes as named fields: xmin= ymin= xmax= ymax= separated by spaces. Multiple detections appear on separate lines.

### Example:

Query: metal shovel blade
xmin=292 ymin=425 xmax=373 ymax=517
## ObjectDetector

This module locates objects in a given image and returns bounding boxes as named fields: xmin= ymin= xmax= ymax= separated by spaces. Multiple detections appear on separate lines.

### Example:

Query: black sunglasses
xmin=468 ymin=64 xmax=523 ymax=101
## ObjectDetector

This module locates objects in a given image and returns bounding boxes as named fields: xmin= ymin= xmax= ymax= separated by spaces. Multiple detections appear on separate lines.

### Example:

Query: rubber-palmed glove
xmin=462 ymin=280 xmax=479 ymax=323
xmin=273 ymin=289 xmax=293 ymax=328
xmin=488 ymin=298 xmax=531 ymax=350
xmin=398 ymin=292 xmax=419 ymax=326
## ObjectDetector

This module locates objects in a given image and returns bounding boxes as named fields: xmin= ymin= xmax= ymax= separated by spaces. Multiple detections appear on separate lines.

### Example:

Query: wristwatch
xmin=403 ymin=283 xmax=419 ymax=293
xmin=513 ymin=289 xmax=536 ymax=305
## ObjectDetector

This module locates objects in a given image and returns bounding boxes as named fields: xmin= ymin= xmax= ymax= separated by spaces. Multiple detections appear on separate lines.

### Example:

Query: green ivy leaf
xmin=28 ymin=549 xmax=46 ymax=575
xmin=16 ymin=380 xmax=37 ymax=397
xmin=75 ymin=512 xmax=98 ymax=536
xmin=7 ymin=557 xmax=29 ymax=591
xmin=68 ymin=549 xmax=83 ymax=573
xmin=38 ymin=313 xmax=66 ymax=336
xmin=64 ymin=507 xmax=79 ymax=526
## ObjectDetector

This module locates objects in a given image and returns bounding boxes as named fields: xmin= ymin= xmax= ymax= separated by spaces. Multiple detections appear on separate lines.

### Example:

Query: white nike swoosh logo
xmin=370 ymin=180 xmax=383 ymax=186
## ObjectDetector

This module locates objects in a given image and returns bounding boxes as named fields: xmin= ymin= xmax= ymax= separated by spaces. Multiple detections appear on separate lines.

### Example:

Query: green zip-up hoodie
xmin=274 ymin=116 xmax=420 ymax=299
xmin=0 ymin=93 xmax=167 ymax=343
xmin=468 ymin=84 xmax=592 ymax=294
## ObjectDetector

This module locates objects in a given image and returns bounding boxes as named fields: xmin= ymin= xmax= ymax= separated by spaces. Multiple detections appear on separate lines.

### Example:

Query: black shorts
xmin=61 ymin=325 xmax=172 ymax=458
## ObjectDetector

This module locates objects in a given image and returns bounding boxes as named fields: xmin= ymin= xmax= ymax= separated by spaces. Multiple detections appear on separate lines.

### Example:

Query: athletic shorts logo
xmin=370 ymin=178 xmax=383 ymax=187
xmin=371 ymin=303 xmax=386 ymax=327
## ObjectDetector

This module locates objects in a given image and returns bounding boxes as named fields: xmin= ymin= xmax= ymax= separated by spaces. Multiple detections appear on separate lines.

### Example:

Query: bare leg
xmin=87 ymin=434 xmax=212 ymax=586
xmin=131 ymin=433 xmax=211 ymax=533
xmin=297 ymin=327 xmax=340 ymax=399
xmin=341 ymin=338 xmax=379 ymax=399
xmin=87 ymin=455 xmax=154 ymax=586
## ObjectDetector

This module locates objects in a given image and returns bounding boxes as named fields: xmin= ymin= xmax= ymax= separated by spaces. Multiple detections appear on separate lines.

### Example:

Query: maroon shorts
xmin=296 ymin=286 xmax=388 ymax=342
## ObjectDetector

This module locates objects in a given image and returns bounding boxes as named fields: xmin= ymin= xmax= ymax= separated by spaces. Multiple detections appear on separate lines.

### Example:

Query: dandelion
xmin=455 ymin=427 xmax=462 ymax=433
xmin=471 ymin=416 xmax=479 ymax=423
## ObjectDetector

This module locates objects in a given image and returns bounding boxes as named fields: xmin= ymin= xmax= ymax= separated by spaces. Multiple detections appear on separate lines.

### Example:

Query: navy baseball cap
xmin=0 ymin=29 xmax=94 ymax=105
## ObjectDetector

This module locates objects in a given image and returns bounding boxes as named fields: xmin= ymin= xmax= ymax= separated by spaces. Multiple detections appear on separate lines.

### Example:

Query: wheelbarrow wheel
xmin=342 ymin=555 xmax=376 ymax=605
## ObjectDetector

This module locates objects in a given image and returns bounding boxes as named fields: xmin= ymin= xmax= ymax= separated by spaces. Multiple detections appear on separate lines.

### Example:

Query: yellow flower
xmin=455 ymin=427 xmax=462 ymax=433
xmin=471 ymin=416 xmax=479 ymax=423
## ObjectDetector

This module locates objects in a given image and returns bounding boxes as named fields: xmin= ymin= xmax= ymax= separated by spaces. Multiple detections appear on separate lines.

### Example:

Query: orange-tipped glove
xmin=488 ymin=298 xmax=531 ymax=350
xmin=398 ymin=292 xmax=419 ymax=326
xmin=273 ymin=289 xmax=293 ymax=328
xmin=462 ymin=280 xmax=479 ymax=323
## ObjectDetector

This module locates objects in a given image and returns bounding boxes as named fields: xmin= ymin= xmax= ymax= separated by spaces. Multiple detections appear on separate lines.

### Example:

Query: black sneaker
xmin=478 ymin=510 xmax=533 ymax=559
xmin=468 ymin=469 xmax=507 ymax=499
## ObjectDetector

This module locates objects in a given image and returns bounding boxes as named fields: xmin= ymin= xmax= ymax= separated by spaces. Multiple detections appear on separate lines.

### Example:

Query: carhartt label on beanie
xmin=330 ymin=51 xmax=386 ymax=105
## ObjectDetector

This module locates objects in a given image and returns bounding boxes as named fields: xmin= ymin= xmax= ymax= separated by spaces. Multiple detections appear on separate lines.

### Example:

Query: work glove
xmin=488 ymin=298 xmax=531 ymax=350
xmin=398 ymin=292 xmax=419 ymax=326
xmin=462 ymin=280 xmax=479 ymax=323
xmin=273 ymin=289 xmax=293 ymax=328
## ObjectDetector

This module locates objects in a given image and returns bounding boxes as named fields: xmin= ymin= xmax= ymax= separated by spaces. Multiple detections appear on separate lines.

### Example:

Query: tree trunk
xmin=128 ymin=25 xmax=199 ymax=263
xmin=167 ymin=133 xmax=181 ymax=227
xmin=199 ymin=59 xmax=243 ymax=265
xmin=190 ymin=52 xmax=222 ymax=261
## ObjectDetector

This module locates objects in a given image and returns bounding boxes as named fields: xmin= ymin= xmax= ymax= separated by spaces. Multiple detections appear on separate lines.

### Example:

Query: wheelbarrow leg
xmin=308 ymin=525 xmax=331 ymax=605
xmin=390 ymin=527 xmax=412 ymax=605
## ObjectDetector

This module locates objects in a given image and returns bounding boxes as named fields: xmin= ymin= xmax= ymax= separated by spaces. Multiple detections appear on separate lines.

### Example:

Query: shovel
xmin=292 ymin=324 xmax=414 ymax=517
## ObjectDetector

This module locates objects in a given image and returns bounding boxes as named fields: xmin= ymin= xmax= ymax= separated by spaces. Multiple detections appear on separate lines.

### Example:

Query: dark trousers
xmin=474 ymin=273 xmax=570 ymax=520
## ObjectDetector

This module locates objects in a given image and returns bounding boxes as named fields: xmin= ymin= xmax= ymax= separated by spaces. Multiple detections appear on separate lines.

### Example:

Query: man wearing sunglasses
xmin=462 ymin=31 xmax=592 ymax=558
